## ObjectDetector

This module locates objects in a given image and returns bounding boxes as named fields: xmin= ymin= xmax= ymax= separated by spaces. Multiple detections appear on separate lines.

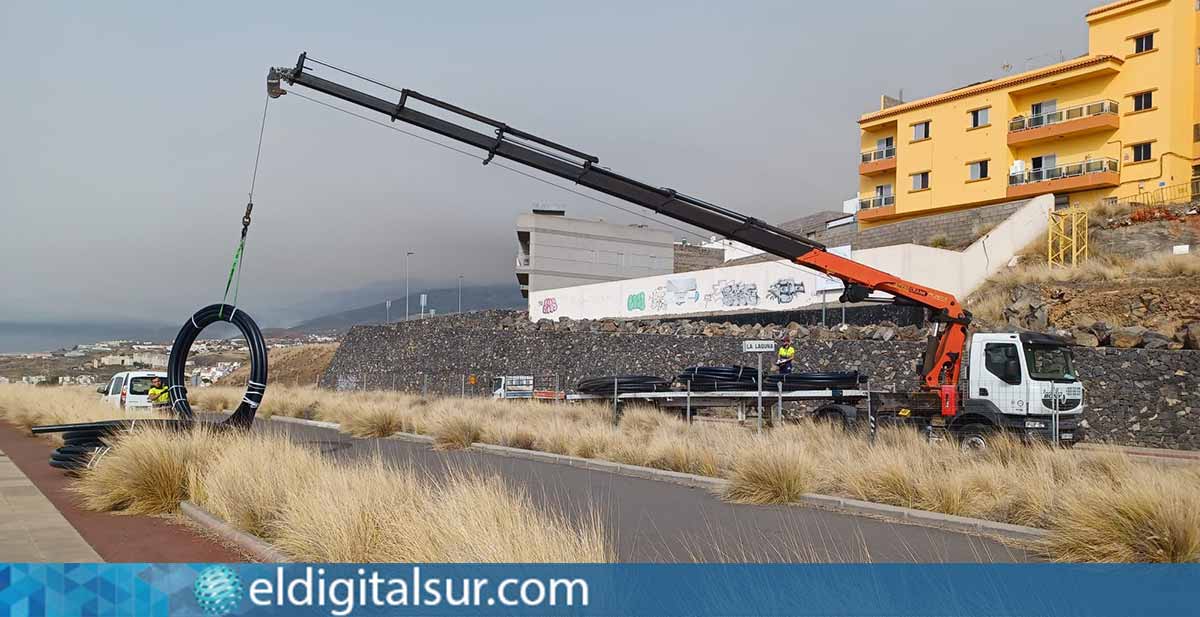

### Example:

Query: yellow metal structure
xmin=855 ymin=0 xmax=1199 ymax=228
xmin=1048 ymin=206 xmax=1089 ymax=268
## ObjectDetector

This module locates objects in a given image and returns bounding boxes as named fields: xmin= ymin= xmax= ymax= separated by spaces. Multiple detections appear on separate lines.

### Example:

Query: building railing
xmin=858 ymin=194 xmax=896 ymax=210
xmin=1008 ymin=99 xmax=1118 ymax=132
xmin=1008 ymin=158 xmax=1119 ymax=186
xmin=1101 ymin=178 xmax=1200 ymax=216
xmin=860 ymin=146 xmax=897 ymax=164
xmin=516 ymin=255 xmax=530 ymax=267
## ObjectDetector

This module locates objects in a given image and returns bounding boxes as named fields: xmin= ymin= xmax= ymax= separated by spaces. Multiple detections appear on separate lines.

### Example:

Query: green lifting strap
xmin=219 ymin=232 xmax=247 ymax=319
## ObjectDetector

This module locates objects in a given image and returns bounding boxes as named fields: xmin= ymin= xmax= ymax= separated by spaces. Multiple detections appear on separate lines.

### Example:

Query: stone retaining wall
xmin=322 ymin=311 xmax=1200 ymax=449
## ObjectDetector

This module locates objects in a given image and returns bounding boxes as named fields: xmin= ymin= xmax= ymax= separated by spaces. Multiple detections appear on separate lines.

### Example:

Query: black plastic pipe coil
xmin=576 ymin=375 xmax=672 ymax=395
xmin=764 ymin=371 xmax=862 ymax=390
xmin=167 ymin=303 xmax=268 ymax=428
xmin=32 ymin=304 xmax=268 ymax=472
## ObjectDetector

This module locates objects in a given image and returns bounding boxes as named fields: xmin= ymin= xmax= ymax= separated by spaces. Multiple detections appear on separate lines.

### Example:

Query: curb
xmin=266 ymin=415 xmax=1047 ymax=543
xmin=180 ymin=501 xmax=290 ymax=563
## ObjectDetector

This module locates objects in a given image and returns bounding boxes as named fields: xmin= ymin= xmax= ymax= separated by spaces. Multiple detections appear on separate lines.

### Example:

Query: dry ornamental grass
xmin=5 ymin=383 xmax=1199 ymax=562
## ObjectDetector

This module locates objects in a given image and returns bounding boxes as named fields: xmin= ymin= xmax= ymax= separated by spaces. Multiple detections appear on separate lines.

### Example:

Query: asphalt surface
xmin=257 ymin=420 xmax=1032 ymax=563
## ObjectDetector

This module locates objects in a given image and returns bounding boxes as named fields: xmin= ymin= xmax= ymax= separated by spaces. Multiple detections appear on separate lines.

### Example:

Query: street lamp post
xmin=458 ymin=275 xmax=463 ymax=314
xmin=405 ymin=251 xmax=415 ymax=321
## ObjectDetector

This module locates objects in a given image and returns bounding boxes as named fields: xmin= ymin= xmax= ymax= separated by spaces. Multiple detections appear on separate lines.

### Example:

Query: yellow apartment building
xmin=856 ymin=0 xmax=1199 ymax=226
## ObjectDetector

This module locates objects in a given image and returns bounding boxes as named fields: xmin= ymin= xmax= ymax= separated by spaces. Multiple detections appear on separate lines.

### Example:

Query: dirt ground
xmin=218 ymin=343 xmax=338 ymax=387
xmin=1044 ymin=277 xmax=1200 ymax=332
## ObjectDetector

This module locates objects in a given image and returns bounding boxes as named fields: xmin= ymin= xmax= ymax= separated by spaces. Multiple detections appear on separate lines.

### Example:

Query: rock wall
xmin=322 ymin=310 xmax=1200 ymax=450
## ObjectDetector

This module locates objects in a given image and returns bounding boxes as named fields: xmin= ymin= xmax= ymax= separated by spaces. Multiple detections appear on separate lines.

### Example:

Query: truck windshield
xmin=1023 ymin=345 xmax=1076 ymax=381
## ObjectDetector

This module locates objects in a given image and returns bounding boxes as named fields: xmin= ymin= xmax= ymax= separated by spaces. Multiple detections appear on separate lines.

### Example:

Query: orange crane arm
xmin=268 ymin=53 xmax=972 ymax=410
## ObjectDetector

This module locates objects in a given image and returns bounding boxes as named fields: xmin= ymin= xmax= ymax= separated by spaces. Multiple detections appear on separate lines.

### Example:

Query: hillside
xmin=967 ymin=205 xmax=1200 ymax=349
xmin=292 ymin=283 xmax=524 ymax=333
xmin=217 ymin=343 xmax=339 ymax=387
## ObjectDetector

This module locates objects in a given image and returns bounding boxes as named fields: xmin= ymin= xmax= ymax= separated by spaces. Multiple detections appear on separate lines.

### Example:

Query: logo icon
xmin=194 ymin=565 xmax=243 ymax=616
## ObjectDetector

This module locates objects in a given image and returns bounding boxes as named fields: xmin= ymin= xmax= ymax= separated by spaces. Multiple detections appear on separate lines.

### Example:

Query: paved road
xmin=258 ymin=420 xmax=1032 ymax=563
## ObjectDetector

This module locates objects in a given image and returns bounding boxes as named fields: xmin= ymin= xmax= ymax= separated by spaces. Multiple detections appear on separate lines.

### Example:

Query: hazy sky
xmin=1 ymin=0 xmax=1097 ymax=324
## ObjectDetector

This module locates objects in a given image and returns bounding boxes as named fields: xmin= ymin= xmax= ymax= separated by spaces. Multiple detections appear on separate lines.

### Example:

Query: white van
xmin=97 ymin=370 xmax=168 ymax=412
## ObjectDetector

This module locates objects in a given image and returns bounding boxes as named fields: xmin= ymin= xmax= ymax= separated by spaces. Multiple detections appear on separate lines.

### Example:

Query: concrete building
xmin=856 ymin=0 xmax=1199 ymax=226
xmin=514 ymin=209 xmax=675 ymax=298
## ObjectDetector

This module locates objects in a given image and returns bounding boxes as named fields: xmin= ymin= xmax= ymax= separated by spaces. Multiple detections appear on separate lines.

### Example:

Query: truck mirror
xmin=96 ymin=385 xmax=107 ymax=394
xmin=1004 ymin=359 xmax=1021 ymax=384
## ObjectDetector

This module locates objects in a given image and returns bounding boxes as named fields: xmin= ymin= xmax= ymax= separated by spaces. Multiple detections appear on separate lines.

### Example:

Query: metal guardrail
xmin=858 ymin=194 xmax=896 ymax=210
xmin=860 ymin=146 xmax=896 ymax=164
xmin=1008 ymin=100 xmax=1118 ymax=132
xmin=1008 ymin=158 xmax=1119 ymax=186
xmin=1114 ymin=178 xmax=1200 ymax=215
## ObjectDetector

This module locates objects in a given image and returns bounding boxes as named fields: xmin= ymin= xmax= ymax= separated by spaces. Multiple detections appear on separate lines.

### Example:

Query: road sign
xmin=742 ymin=340 xmax=776 ymax=434
xmin=419 ymin=294 xmax=427 ymax=308
xmin=742 ymin=340 xmax=776 ymax=353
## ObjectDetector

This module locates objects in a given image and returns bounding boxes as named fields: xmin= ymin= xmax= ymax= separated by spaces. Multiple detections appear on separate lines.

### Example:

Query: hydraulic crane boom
xmin=267 ymin=53 xmax=972 ymax=411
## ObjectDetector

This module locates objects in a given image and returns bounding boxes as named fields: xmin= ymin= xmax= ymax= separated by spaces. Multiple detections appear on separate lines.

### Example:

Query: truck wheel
xmin=956 ymin=423 xmax=993 ymax=452
xmin=814 ymin=410 xmax=846 ymax=428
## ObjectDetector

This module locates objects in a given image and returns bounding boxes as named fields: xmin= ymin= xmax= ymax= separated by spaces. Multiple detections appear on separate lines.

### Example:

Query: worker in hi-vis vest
xmin=147 ymin=376 xmax=170 ymax=406
xmin=776 ymin=336 xmax=795 ymax=374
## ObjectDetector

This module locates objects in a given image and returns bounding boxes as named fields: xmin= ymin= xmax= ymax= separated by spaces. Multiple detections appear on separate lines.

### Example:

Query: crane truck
xmin=266 ymin=53 xmax=1083 ymax=448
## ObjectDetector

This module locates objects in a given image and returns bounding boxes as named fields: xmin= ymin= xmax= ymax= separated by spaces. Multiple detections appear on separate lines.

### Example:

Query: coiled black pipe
xmin=676 ymin=365 xmax=760 ymax=391
xmin=764 ymin=371 xmax=861 ymax=390
xmin=576 ymin=375 xmax=670 ymax=395
xmin=167 ymin=303 xmax=268 ymax=428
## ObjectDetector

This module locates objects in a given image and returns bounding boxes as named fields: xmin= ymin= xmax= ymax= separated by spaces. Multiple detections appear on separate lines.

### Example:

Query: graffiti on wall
xmin=539 ymin=297 xmax=558 ymax=314
xmin=627 ymin=292 xmax=646 ymax=311
xmin=767 ymin=278 xmax=805 ymax=304
xmin=650 ymin=287 xmax=667 ymax=311
xmin=646 ymin=277 xmax=701 ymax=312
xmin=705 ymin=280 xmax=759 ymax=307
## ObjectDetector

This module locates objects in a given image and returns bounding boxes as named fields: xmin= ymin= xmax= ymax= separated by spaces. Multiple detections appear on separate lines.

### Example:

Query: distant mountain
xmin=291 ymin=283 xmax=525 ymax=333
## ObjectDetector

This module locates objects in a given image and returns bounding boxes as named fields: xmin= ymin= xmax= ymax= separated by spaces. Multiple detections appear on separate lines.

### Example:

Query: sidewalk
xmin=0 ymin=447 xmax=100 ymax=562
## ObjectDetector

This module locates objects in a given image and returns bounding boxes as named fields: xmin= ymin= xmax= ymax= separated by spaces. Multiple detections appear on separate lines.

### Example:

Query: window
xmin=1134 ymin=32 xmax=1154 ymax=54
xmin=109 ymin=375 xmax=125 ymax=396
xmin=912 ymin=121 xmax=930 ymax=141
xmin=984 ymin=343 xmax=1022 ymax=385
xmin=1133 ymin=91 xmax=1153 ymax=111
xmin=969 ymin=160 xmax=990 ymax=181
xmin=1024 ymin=345 xmax=1076 ymax=382
xmin=969 ymin=108 xmax=989 ymax=128
xmin=911 ymin=171 xmax=930 ymax=191
xmin=128 ymin=376 xmax=159 ymax=396
xmin=1031 ymin=154 xmax=1057 ymax=180
xmin=1132 ymin=142 xmax=1152 ymax=162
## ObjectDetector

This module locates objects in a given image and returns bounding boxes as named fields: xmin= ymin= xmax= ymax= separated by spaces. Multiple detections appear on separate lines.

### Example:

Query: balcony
xmin=857 ymin=194 xmax=896 ymax=221
xmin=1007 ymin=100 xmax=1119 ymax=147
xmin=1007 ymin=157 xmax=1120 ymax=199
xmin=859 ymin=146 xmax=897 ymax=175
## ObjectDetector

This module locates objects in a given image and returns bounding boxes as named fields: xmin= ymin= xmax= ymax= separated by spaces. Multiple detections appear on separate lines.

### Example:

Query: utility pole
xmin=404 ymin=251 xmax=415 ymax=321
xmin=458 ymin=275 xmax=463 ymax=314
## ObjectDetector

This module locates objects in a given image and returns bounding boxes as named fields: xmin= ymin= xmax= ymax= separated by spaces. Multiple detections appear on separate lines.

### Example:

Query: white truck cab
xmin=958 ymin=332 xmax=1084 ymax=446
xmin=491 ymin=375 xmax=535 ymax=399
